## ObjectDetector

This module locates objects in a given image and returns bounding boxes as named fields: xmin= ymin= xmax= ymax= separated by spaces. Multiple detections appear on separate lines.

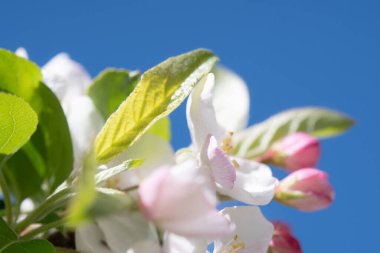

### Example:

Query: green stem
xmin=16 ymin=188 xmax=71 ymax=233
xmin=20 ymin=219 xmax=64 ymax=240
xmin=0 ymin=156 xmax=12 ymax=225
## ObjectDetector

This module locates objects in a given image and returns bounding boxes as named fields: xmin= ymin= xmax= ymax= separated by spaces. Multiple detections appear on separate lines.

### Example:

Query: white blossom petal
xmin=42 ymin=53 xmax=91 ymax=105
xmin=214 ymin=206 xmax=274 ymax=253
xmin=65 ymin=95 xmax=104 ymax=171
xmin=15 ymin=47 xmax=29 ymax=59
xmin=187 ymin=74 xmax=225 ymax=150
xmin=164 ymin=233 xmax=209 ymax=253
xmin=217 ymin=160 xmax=277 ymax=205
xmin=126 ymin=240 xmax=162 ymax=253
xmin=75 ymin=222 xmax=114 ymax=253
xmin=97 ymin=212 xmax=158 ymax=253
xmin=213 ymin=66 xmax=250 ymax=132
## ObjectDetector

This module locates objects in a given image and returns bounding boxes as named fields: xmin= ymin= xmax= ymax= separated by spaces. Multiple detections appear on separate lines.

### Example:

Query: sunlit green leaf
xmin=95 ymin=49 xmax=218 ymax=163
xmin=0 ymin=93 xmax=38 ymax=155
xmin=0 ymin=239 xmax=55 ymax=253
xmin=234 ymin=107 xmax=354 ymax=159
xmin=0 ymin=49 xmax=73 ymax=198
xmin=147 ymin=117 xmax=171 ymax=141
xmin=88 ymin=68 xmax=140 ymax=119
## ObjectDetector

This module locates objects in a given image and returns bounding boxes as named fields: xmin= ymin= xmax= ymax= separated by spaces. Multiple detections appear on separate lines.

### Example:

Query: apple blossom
xmin=185 ymin=73 xmax=277 ymax=205
xmin=275 ymin=168 xmax=335 ymax=211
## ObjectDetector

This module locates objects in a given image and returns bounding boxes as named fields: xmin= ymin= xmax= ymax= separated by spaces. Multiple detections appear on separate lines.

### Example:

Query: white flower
xmin=41 ymin=53 xmax=103 ymax=171
xmin=163 ymin=206 xmax=274 ymax=253
xmin=75 ymin=212 xmax=159 ymax=253
xmin=185 ymin=72 xmax=277 ymax=205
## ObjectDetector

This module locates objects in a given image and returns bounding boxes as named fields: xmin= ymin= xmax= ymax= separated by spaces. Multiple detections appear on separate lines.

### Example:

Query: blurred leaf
xmin=96 ymin=49 xmax=218 ymax=163
xmin=88 ymin=68 xmax=140 ymax=119
xmin=0 ymin=93 xmax=38 ymax=155
xmin=147 ymin=117 xmax=171 ymax=141
xmin=86 ymin=188 xmax=135 ymax=218
xmin=67 ymin=154 xmax=141 ymax=226
xmin=55 ymin=248 xmax=78 ymax=253
xmin=234 ymin=107 xmax=354 ymax=159
xmin=0 ymin=49 xmax=73 ymax=199
xmin=94 ymin=159 xmax=142 ymax=185
xmin=0 ymin=239 xmax=55 ymax=253
xmin=66 ymin=149 xmax=97 ymax=226
xmin=0 ymin=217 xmax=17 ymax=249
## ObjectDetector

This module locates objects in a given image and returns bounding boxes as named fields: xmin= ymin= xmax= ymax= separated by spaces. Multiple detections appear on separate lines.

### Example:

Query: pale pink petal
xmin=139 ymin=163 xmax=232 ymax=239
xmin=203 ymin=136 xmax=236 ymax=189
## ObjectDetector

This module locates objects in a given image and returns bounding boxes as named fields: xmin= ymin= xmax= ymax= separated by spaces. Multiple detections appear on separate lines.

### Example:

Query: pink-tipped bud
xmin=264 ymin=132 xmax=320 ymax=172
xmin=269 ymin=222 xmax=302 ymax=253
xmin=275 ymin=168 xmax=334 ymax=211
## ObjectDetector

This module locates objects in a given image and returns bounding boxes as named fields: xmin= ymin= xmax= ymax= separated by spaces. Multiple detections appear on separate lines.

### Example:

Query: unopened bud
xmin=268 ymin=221 xmax=302 ymax=253
xmin=275 ymin=168 xmax=334 ymax=211
xmin=264 ymin=132 xmax=320 ymax=172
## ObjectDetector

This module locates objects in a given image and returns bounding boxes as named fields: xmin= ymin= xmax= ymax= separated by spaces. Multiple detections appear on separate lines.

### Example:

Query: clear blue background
xmin=1 ymin=0 xmax=379 ymax=252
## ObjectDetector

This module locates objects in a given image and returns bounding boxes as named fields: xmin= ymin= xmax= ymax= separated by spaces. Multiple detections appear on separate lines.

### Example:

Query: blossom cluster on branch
xmin=0 ymin=48 xmax=353 ymax=253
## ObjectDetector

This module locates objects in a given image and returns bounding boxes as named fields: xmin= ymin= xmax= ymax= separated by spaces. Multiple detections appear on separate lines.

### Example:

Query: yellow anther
xmin=105 ymin=177 xmax=120 ymax=188
xmin=232 ymin=159 xmax=240 ymax=170
xmin=221 ymin=132 xmax=234 ymax=155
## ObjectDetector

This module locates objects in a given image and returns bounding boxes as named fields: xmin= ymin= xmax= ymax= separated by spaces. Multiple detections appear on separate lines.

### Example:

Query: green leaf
xmin=0 ymin=218 xmax=17 ymax=249
xmin=0 ymin=93 xmax=38 ymax=155
xmin=85 ymin=187 xmax=135 ymax=219
xmin=55 ymin=248 xmax=78 ymax=253
xmin=66 ymin=149 xmax=97 ymax=226
xmin=88 ymin=68 xmax=140 ymax=119
xmin=95 ymin=49 xmax=218 ymax=163
xmin=0 ymin=239 xmax=55 ymax=253
xmin=94 ymin=159 xmax=142 ymax=185
xmin=67 ymin=156 xmax=141 ymax=226
xmin=234 ymin=107 xmax=354 ymax=159
xmin=147 ymin=117 xmax=171 ymax=141
xmin=0 ymin=49 xmax=73 ymax=198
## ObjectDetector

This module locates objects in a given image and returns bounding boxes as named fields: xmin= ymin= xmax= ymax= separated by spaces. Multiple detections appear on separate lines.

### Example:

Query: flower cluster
xmin=0 ymin=48 xmax=353 ymax=253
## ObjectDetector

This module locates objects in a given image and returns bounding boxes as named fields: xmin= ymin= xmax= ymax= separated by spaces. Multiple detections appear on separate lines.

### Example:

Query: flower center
xmin=220 ymin=234 xmax=246 ymax=253
xmin=221 ymin=132 xmax=234 ymax=155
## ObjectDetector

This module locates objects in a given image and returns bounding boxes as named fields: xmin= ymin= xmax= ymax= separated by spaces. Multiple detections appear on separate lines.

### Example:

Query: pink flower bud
xmin=275 ymin=168 xmax=335 ymax=211
xmin=264 ymin=132 xmax=320 ymax=172
xmin=269 ymin=221 xmax=302 ymax=253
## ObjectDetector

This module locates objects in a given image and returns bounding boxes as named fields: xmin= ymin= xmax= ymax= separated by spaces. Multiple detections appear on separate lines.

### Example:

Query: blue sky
xmin=1 ymin=0 xmax=379 ymax=252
